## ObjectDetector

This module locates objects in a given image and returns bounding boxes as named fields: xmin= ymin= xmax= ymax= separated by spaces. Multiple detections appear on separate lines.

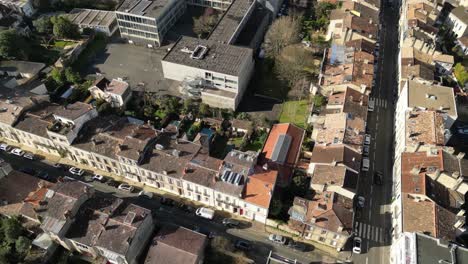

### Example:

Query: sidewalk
xmin=261 ymin=224 xmax=353 ymax=263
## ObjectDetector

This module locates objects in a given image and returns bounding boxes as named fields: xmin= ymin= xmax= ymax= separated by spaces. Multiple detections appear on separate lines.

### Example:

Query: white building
xmin=446 ymin=6 xmax=468 ymax=38
xmin=89 ymin=78 xmax=132 ymax=108
xmin=161 ymin=37 xmax=254 ymax=110
xmin=66 ymin=9 xmax=118 ymax=37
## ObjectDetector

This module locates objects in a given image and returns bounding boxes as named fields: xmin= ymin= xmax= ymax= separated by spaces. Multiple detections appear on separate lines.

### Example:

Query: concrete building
xmin=0 ymin=0 xmax=35 ymax=16
xmin=67 ymin=8 xmax=118 ymax=36
xmin=161 ymin=36 xmax=254 ymax=110
xmin=115 ymin=0 xmax=186 ymax=47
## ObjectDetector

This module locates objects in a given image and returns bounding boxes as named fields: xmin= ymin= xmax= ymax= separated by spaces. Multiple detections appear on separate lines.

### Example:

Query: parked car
xmin=374 ymin=171 xmax=383 ymax=185
xmin=19 ymin=167 xmax=36 ymax=175
xmin=268 ymin=234 xmax=287 ymax=244
xmin=23 ymin=152 xmax=35 ymax=160
xmin=106 ymin=179 xmax=120 ymax=187
xmin=178 ymin=203 xmax=194 ymax=213
xmin=0 ymin=143 xmax=12 ymax=152
xmin=11 ymin=148 xmax=25 ymax=156
xmin=138 ymin=191 xmax=153 ymax=199
xmin=357 ymin=196 xmax=365 ymax=208
xmin=362 ymin=157 xmax=370 ymax=172
xmin=36 ymin=171 xmax=50 ymax=181
xmin=368 ymin=99 xmax=375 ymax=112
xmin=195 ymin=207 xmax=215 ymax=220
xmin=364 ymin=134 xmax=371 ymax=145
xmin=193 ymin=226 xmax=216 ymax=239
xmin=353 ymin=237 xmax=362 ymax=254
xmin=363 ymin=145 xmax=370 ymax=157
xmin=160 ymin=197 xmax=175 ymax=206
xmin=222 ymin=218 xmax=240 ymax=228
xmin=69 ymin=167 xmax=84 ymax=176
xmin=235 ymin=240 xmax=252 ymax=251
xmin=92 ymin=174 xmax=106 ymax=182
xmin=118 ymin=184 xmax=134 ymax=192
xmin=287 ymin=240 xmax=307 ymax=252
xmin=53 ymin=163 xmax=62 ymax=168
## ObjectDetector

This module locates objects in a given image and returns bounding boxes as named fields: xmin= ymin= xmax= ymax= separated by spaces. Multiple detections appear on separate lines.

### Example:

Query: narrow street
xmin=0 ymin=151 xmax=340 ymax=264
xmin=352 ymin=3 xmax=400 ymax=264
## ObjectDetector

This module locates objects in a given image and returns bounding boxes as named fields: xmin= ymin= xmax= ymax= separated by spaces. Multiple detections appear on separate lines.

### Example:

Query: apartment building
xmin=67 ymin=8 xmax=118 ymax=36
xmin=391 ymin=232 xmax=468 ymax=264
xmin=115 ymin=0 xmax=186 ymax=47
xmin=0 ymin=0 xmax=35 ymax=16
xmin=161 ymin=36 xmax=254 ymax=110
xmin=64 ymin=195 xmax=154 ymax=264
xmin=288 ymin=193 xmax=354 ymax=251
xmin=446 ymin=6 xmax=468 ymax=38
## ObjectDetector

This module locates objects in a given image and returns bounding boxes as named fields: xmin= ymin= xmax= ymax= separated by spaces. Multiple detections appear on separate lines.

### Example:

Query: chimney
xmin=446 ymin=147 xmax=455 ymax=155
xmin=457 ymin=152 xmax=465 ymax=160
xmin=311 ymin=217 xmax=317 ymax=223
xmin=337 ymin=225 xmax=344 ymax=232
xmin=452 ymin=171 xmax=460 ymax=179
xmin=411 ymin=167 xmax=421 ymax=175
xmin=433 ymin=169 xmax=441 ymax=180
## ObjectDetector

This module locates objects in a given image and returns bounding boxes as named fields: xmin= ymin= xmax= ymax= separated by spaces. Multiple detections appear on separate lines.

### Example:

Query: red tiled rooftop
xmin=243 ymin=167 xmax=278 ymax=208
xmin=262 ymin=123 xmax=305 ymax=166
xmin=401 ymin=151 xmax=443 ymax=195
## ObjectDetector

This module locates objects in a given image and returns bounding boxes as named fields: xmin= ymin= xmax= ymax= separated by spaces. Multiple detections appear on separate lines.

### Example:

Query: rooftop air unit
xmin=190 ymin=45 xmax=208 ymax=60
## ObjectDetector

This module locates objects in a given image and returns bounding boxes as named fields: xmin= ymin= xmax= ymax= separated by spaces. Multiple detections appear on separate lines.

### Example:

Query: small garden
xmin=278 ymin=100 xmax=310 ymax=128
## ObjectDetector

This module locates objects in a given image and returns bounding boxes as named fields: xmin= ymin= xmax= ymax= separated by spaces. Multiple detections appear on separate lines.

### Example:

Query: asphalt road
xmin=352 ymin=3 xmax=400 ymax=264
xmin=0 ymin=151 xmax=337 ymax=264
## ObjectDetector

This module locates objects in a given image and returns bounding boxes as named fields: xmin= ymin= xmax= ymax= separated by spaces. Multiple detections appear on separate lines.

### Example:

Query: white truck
xmin=196 ymin=207 xmax=215 ymax=220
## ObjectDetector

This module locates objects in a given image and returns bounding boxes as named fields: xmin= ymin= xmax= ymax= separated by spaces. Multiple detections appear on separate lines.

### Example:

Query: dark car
xmin=106 ymin=180 xmax=120 ymax=187
xmin=374 ymin=171 xmax=383 ymax=185
xmin=179 ymin=203 xmax=195 ymax=213
xmin=235 ymin=240 xmax=252 ymax=251
xmin=160 ymin=197 xmax=175 ymax=206
xmin=287 ymin=240 xmax=307 ymax=252
xmin=36 ymin=171 xmax=50 ymax=181
xmin=19 ymin=167 xmax=36 ymax=175
xmin=222 ymin=218 xmax=241 ymax=228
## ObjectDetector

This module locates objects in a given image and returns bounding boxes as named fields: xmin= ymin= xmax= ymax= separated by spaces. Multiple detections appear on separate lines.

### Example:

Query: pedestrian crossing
xmin=371 ymin=98 xmax=387 ymax=109
xmin=354 ymin=222 xmax=386 ymax=243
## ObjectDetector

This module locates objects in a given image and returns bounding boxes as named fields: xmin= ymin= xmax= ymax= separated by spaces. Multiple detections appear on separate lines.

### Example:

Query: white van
xmin=196 ymin=207 xmax=215 ymax=220
xmin=362 ymin=158 xmax=370 ymax=172
xmin=368 ymin=99 xmax=375 ymax=112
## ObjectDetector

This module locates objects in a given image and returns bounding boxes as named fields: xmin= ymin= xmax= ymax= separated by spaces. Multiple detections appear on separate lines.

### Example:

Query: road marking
xmin=366 ymin=257 xmax=369 ymax=264
xmin=367 ymin=223 xmax=371 ymax=237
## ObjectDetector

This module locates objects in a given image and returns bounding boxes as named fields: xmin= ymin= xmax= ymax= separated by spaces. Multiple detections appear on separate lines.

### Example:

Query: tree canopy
xmin=263 ymin=16 xmax=302 ymax=59
xmin=0 ymin=30 xmax=30 ymax=60
xmin=454 ymin=63 xmax=468 ymax=86
xmin=275 ymin=45 xmax=316 ymax=86
xmin=51 ymin=16 xmax=80 ymax=39
xmin=0 ymin=216 xmax=32 ymax=263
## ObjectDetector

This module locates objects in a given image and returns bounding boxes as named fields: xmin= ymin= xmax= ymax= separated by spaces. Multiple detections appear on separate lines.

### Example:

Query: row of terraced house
xmin=390 ymin=0 xmax=468 ymax=262
xmin=285 ymin=0 xmax=382 ymax=252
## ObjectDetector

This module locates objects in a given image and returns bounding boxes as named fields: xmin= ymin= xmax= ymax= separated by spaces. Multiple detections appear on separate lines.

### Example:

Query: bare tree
xmin=193 ymin=9 xmax=219 ymax=38
xmin=275 ymin=45 xmax=316 ymax=87
xmin=263 ymin=15 xmax=302 ymax=59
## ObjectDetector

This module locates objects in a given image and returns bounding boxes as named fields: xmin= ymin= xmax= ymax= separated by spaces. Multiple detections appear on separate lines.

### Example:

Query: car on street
xmin=235 ymin=240 xmax=252 ymax=251
xmin=138 ymin=191 xmax=153 ymax=199
xmin=457 ymin=126 xmax=468 ymax=134
xmin=0 ymin=143 xmax=12 ymax=152
xmin=363 ymin=145 xmax=369 ymax=157
xmin=222 ymin=218 xmax=241 ymax=228
xmin=92 ymin=174 xmax=106 ymax=182
xmin=160 ymin=197 xmax=175 ymax=206
xmin=19 ymin=167 xmax=36 ymax=175
xmin=362 ymin=158 xmax=370 ymax=171
xmin=268 ymin=234 xmax=287 ymax=244
xmin=193 ymin=226 xmax=216 ymax=239
xmin=178 ymin=203 xmax=194 ymax=213
xmin=11 ymin=148 xmax=25 ymax=156
xmin=357 ymin=196 xmax=365 ymax=208
xmin=23 ymin=152 xmax=35 ymax=160
xmin=118 ymin=184 xmax=134 ymax=192
xmin=69 ymin=167 xmax=84 ymax=176
xmin=353 ymin=237 xmax=362 ymax=254
xmin=287 ymin=240 xmax=307 ymax=252
xmin=364 ymin=134 xmax=371 ymax=145
xmin=196 ymin=207 xmax=215 ymax=220
xmin=36 ymin=170 xmax=50 ymax=181
xmin=106 ymin=179 xmax=120 ymax=187
xmin=374 ymin=171 xmax=383 ymax=185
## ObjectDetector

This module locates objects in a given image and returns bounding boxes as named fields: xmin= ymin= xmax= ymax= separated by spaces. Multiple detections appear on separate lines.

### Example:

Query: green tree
xmin=2 ymin=217 xmax=23 ymax=244
xmin=263 ymin=16 xmax=302 ymax=59
xmin=33 ymin=16 xmax=53 ymax=34
xmin=193 ymin=9 xmax=218 ymax=38
xmin=160 ymin=97 xmax=180 ymax=114
xmin=51 ymin=16 xmax=80 ymax=39
xmin=0 ymin=30 xmax=30 ymax=60
xmin=15 ymin=236 xmax=31 ymax=259
xmin=454 ymin=63 xmax=468 ymax=86
xmin=313 ymin=94 xmax=326 ymax=107
xmin=50 ymin=68 xmax=66 ymax=85
xmin=182 ymin=98 xmax=194 ymax=114
xmin=269 ymin=198 xmax=283 ymax=217
xmin=199 ymin=103 xmax=210 ymax=117
xmin=64 ymin=67 xmax=81 ymax=84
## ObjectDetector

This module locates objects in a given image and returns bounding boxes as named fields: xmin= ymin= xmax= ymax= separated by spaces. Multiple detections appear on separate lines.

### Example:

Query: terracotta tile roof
xmin=310 ymin=145 xmax=361 ymax=172
xmin=243 ymin=167 xmax=277 ymax=208
xmin=343 ymin=14 xmax=379 ymax=38
xmin=406 ymin=110 xmax=445 ymax=147
xmin=401 ymin=151 xmax=443 ymax=195
xmin=262 ymin=123 xmax=305 ymax=166
xmin=316 ymin=113 xmax=365 ymax=152
xmin=345 ymin=39 xmax=376 ymax=55
xmin=311 ymin=165 xmax=348 ymax=186
xmin=401 ymin=64 xmax=434 ymax=80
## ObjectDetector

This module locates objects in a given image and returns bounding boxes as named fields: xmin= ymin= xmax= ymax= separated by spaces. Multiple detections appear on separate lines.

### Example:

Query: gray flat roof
xmin=208 ymin=0 xmax=254 ymax=44
xmin=416 ymin=233 xmax=468 ymax=264
xmin=67 ymin=8 xmax=116 ymax=27
xmin=116 ymin=0 xmax=172 ymax=18
xmin=162 ymin=36 xmax=252 ymax=76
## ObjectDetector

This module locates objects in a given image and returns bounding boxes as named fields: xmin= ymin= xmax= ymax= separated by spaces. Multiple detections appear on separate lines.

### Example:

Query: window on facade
xmin=205 ymin=72 xmax=212 ymax=79
xmin=333 ymin=234 xmax=340 ymax=239
xmin=321 ymin=230 xmax=327 ymax=235
xmin=331 ymin=241 xmax=337 ymax=246
xmin=96 ymin=157 xmax=101 ymax=162
xmin=319 ymin=237 xmax=326 ymax=242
